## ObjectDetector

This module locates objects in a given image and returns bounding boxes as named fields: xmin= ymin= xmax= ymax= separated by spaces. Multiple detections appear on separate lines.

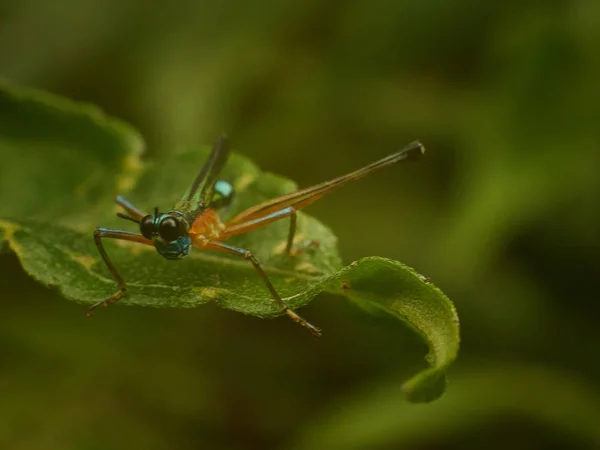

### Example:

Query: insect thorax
xmin=190 ymin=209 xmax=225 ymax=241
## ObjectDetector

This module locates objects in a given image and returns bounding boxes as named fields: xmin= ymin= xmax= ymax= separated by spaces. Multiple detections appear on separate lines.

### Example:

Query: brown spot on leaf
xmin=72 ymin=254 xmax=97 ymax=270
xmin=294 ymin=262 xmax=322 ymax=275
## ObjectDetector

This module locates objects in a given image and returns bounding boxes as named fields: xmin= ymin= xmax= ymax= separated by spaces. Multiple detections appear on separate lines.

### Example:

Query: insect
xmin=89 ymin=135 xmax=424 ymax=337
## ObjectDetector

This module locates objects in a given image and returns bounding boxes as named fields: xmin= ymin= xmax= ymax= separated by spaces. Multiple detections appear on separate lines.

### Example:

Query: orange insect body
xmin=190 ymin=208 xmax=225 ymax=246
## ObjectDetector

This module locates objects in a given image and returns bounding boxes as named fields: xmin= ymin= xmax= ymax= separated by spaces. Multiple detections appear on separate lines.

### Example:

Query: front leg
xmin=202 ymin=240 xmax=322 ymax=338
xmin=87 ymin=228 xmax=153 ymax=316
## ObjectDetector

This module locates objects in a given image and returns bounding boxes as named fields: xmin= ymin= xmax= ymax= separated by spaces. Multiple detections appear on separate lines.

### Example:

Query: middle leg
xmin=203 ymin=240 xmax=322 ymax=337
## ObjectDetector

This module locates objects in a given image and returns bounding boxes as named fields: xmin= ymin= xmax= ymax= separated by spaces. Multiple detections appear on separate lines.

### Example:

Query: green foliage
xmin=0 ymin=83 xmax=458 ymax=402
xmin=0 ymin=80 xmax=143 ymax=226
xmin=2 ymin=2 xmax=599 ymax=447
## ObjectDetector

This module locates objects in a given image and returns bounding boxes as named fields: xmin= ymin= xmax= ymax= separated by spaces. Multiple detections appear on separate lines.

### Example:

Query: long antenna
xmin=116 ymin=212 xmax=141 ymax=224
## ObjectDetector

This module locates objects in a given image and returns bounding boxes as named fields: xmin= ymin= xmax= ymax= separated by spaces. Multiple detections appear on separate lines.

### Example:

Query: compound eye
xmin=140 ymin=215 xmax=155 ymax=240
xmin=210 ymin=180 xmax=234 ymax=209
xmin=159 ymin=216 xmax=186 ymax=242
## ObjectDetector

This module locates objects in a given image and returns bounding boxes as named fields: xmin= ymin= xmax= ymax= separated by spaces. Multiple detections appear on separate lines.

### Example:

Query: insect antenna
xmin=116 ymin=212 xmax=141 ymax=224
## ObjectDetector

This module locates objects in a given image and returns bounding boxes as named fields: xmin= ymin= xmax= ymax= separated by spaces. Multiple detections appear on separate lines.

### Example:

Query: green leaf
xmin=0 ymin=79 xmax=143 ymax=228
xmin=0 ymin=82 xmax=459 ymax=402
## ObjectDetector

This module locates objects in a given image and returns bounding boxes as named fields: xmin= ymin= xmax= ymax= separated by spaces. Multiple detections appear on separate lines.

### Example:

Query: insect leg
xmin=203 ymin=240 xmax=322 ymax=338
xmin=222 ymin=206 xmax=299 ymax=255
xmin=87 ymin=228 xmax=152 ymax=316
xmin=286 ymin=208 xmax=297 ymax=255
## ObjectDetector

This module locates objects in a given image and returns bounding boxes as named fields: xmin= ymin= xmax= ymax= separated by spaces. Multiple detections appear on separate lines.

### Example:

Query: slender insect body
xmin=89 ymin=135 xmax=425 ymax=338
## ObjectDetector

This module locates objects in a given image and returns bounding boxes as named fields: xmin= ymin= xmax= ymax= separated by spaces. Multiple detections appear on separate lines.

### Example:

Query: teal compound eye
xmin=209 ymin=180 xmax=234 ymax=209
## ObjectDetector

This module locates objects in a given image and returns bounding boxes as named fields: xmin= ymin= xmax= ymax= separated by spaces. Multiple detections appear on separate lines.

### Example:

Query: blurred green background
xmin=1 ymin=1 xmax=599 ymax=449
